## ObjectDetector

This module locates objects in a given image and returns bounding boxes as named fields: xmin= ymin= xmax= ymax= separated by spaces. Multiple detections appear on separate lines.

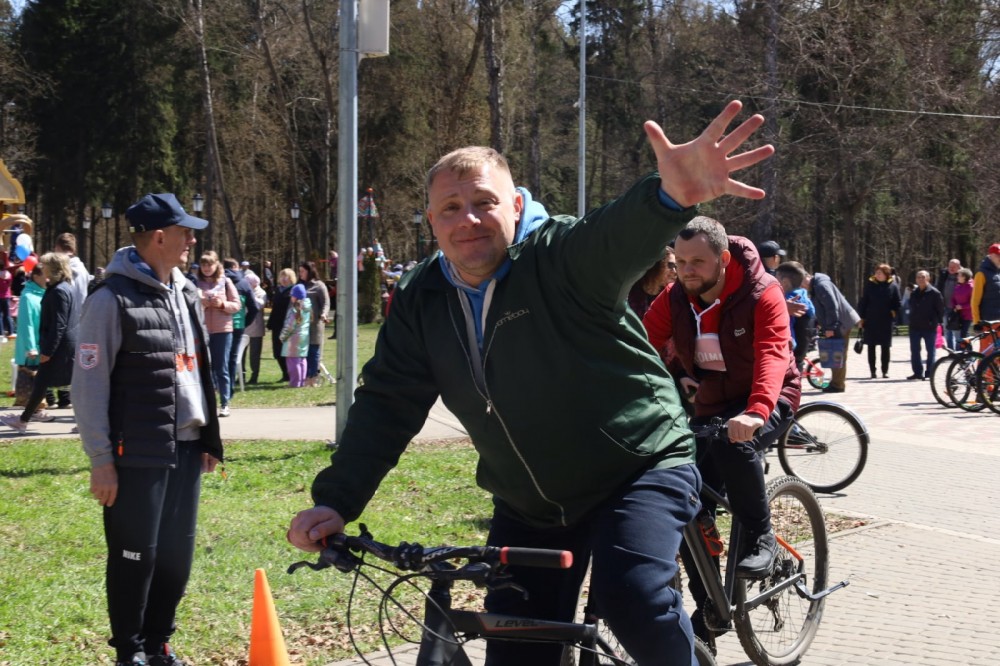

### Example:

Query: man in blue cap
xmin=72 ymin=193 xmax=224 ymax=666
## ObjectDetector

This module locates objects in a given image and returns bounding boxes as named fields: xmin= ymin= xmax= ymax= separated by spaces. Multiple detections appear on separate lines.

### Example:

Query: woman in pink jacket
xmin=195 ymin=250 xmax=240 ymax=416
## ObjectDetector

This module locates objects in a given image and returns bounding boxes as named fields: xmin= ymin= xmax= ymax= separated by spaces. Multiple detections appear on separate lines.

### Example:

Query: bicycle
xmin=686 ymin=420 xmax=849 ymax=665
xmin=311 ymin=361 xmax=337 ymax=387
xmin=937 ymin=321 xmax=1000 ymax=412
xmin=289 ymin=525 xmax=718 ymax=665
xmin=798 ymin=356 xmax=830 ymax=391
xmin=773 ymin=400 xmax=869 ymax=494
xmin=973 ymin=322 xmax=1000 ymax=415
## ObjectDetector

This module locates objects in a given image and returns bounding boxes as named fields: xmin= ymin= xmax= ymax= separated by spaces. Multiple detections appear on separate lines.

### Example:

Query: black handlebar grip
xmin=499 ymin=547 xmax=573 ymax=569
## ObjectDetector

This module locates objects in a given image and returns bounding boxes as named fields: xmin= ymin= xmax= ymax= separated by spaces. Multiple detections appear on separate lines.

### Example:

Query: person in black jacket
xmin=267 ymin=268 xmax=296 ymax=382
xmin=0 ymin=252 xmax=78 ymax=432
xmin=858 ymin=263 xmax=902 ymax=379
xmin=906 ymin=270 xmax=945 ymax=380
xmin=223 ymin=258 xmax=260 ymax=389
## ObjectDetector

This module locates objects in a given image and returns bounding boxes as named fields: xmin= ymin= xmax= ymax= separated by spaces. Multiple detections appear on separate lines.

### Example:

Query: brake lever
xmin=287 ymin=559 xmax=328 ymax=574
xmin=488 ymin=579 xmax=530 ymax=601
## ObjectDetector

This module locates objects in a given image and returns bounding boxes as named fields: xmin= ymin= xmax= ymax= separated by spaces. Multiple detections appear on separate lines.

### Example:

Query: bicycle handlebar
xmin=287 ymin=524 xmax=573 ymax=580
xmin=972 ymin=320 xmax=1000 ymax=333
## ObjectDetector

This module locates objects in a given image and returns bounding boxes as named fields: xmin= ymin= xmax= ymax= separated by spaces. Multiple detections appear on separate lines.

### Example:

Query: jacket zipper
xmin=449 ymin=290 xmax=568 ymax=526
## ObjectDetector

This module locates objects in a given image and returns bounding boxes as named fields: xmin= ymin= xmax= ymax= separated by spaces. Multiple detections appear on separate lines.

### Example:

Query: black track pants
xmin=103 ymin=441 xmax=203 ymax=659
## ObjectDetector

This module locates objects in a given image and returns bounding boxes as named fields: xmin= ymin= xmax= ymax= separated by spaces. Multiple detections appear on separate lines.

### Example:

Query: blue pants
xmin=208 ymin=332 xmax=232 ymax=407
xmin=483 ymin=464 xmax=701 ymax=666
xmin=306 ymin=343 xmax=321 ymax=379
xmin=228 ymin=329 xmax=246 ymax=390
xmin=104 ymin=440 xmax=203 ymax=659
xmin=909 ymin=328 xmax=936 ymax=378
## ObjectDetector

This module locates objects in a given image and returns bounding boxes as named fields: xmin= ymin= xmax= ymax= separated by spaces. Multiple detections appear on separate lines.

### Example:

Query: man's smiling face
xmin=427 ymin=163 xmax=522 ymax=287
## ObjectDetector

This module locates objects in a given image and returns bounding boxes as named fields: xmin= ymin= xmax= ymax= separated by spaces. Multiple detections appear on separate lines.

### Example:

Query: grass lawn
xmin=0 ymin=436 xmax=489 ymax=665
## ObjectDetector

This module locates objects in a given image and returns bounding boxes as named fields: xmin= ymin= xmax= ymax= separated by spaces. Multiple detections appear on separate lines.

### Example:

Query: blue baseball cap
xmin=126 ymin=193 xmax=209 ymax=233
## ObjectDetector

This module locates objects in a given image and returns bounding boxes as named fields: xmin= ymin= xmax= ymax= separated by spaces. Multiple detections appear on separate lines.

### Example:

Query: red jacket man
xmin=643 ymin=217 xmax=801 ymax=648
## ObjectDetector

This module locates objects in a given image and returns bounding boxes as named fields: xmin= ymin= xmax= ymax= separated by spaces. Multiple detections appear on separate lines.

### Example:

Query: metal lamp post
xmin=290 ymin=201 xmax=301 ymax=262
xmin=98 ymin=202 xmax=112 ymax=268
xmin=413 ymin=209 xmax=423 ymax=260
xmin=192 ymin=193 xmax=205 ymax=261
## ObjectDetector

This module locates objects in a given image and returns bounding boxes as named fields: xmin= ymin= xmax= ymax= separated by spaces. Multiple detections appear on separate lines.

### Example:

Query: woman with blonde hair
xmin=266 ymin=268 xmax=297 ymax=382
xmin=194 ymin=250 xmax=240 ymax=416
xmin=1 ymin=252 xmax=79 ymax=432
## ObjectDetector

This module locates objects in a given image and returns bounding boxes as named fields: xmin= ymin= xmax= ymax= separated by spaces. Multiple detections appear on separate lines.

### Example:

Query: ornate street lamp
xmin=192 ymin=193 xmax=205 ymax=214
xmin=290 ymin=202 xmax=301 ymax=261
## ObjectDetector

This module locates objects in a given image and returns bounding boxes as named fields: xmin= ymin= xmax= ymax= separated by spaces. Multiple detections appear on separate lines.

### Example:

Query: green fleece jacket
xmin=313 ymin=175 xmax=696 ymax=528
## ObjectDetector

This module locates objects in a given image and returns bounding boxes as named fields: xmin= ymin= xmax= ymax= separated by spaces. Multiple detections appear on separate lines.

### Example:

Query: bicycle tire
xmin=734 ymin=476 xmax=828 ymax=666
xmin=777 ymin=402 xmax=868 ymax=494
xmin=976 ymin=351 xmax=1000 ymax=415
xmin=804 ymin=358 xmax=830 ymax=390
xmin=587 ymin=619 xmax=716 ymax=666
xmin=928 ymin=354 xmax=957 ymax=408
xmin=945 ymin=351 xmax=986 ymax=412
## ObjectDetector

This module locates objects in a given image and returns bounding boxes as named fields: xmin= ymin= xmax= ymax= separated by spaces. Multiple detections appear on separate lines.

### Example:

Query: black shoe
xmin=57 ymin=402 xmax=72 ymax=409
xmin=147 ymin=643 xmax=188 ymax=666
xmin=821 ymin=386 xmax=845 ymax=393
xmin=737 ymin=530 xmax=777 ymax=578
xmin=882 ymin=372 xmax=889 ymax=378
xmin=907 ymin=374 xmax=923 ymax=380
xmin=870 ymin=372 xmax=877 ymax=379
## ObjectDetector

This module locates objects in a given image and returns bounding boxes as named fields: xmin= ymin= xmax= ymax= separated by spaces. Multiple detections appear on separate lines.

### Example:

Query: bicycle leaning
xmin=928 ymin=320 xmax=1000 ymax=412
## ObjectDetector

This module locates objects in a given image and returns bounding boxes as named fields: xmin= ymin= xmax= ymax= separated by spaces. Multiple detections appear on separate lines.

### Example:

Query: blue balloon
xmin=14 ymin=245 xmax=29 ymax=261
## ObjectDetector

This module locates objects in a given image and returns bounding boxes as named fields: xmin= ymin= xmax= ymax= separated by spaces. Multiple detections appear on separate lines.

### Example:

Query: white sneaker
xmin=0 ymin=413 xmax=27 ymax=433
xmin=31 ymin=410 xmax=56 ymax=422
xmin=219 ymin=405 xmax=231 ymax=417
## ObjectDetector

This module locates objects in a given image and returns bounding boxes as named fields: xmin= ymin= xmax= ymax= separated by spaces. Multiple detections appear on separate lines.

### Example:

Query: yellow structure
xmin=0 ymin=158 xmax=29 ymax=248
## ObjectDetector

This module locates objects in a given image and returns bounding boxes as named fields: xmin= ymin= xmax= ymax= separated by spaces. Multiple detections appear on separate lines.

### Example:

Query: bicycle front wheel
xmin=777 ymin=402 xmax=868 ymax=493
xmin=976 ymin=351 xmax=1000 ymax=415
xmin=734 ymin=476 xmax=829 ymax=666
xmin=929 ymin=354 xmax=957 ymax=408
xmin=945 ymin=352 xmax=986 ymax=411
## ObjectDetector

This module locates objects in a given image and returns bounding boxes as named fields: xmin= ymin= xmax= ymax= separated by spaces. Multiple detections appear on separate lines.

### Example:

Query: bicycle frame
xmin=416 ymin=578 xmax=615 ymax=666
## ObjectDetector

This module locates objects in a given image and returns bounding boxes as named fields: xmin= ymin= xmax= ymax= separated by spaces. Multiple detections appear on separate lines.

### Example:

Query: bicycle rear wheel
xmin=777 ymin=402 xmax=868 ymax=493
xmin=976 ymin=352 xmax=1000 ymax=415
xmin=929 ymin=354 xmax=957 ymax=408
xmin=734 ymin=476 xmax=828 ymax=666
xmin=945 ymin=352 xmax=986 ymax=411
xmin=804 ymin=358 xmax=830 ymax=390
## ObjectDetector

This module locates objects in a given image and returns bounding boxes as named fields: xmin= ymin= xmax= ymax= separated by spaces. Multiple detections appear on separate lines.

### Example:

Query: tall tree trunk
xmin=191 ymin=0 xmax=242 ymax=259
xmin=254 ymin=0 xmax=313 ymax=259
xmin=483 ymin=0 xmax=505 ymax=152
xmin=753 ymin=0 xmax=779 ymax=244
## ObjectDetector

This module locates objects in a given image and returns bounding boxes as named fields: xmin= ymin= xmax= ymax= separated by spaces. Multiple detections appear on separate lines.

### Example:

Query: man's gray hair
xmin=676 ymin=216 xmax=728 ymax=255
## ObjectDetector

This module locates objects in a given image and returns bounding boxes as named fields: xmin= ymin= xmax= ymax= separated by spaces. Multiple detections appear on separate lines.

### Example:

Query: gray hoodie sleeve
xmin=71 ymin=287 xmax=123 ymax=469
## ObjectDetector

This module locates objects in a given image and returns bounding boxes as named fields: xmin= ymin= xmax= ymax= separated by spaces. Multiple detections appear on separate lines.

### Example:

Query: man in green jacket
xmin=288 ymin=101 xmax=774 ymax=665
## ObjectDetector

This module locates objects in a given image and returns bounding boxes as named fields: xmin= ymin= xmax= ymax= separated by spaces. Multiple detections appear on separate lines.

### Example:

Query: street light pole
xmin=100 ymin=202 xmax=112 ymax=269
xmin=412 ymin=209 xmax=423 ymax=260
xmin=290 ymin=201 xmax=301 ymax=263
xmin=192 ymin=193 xmax=205 ymax=263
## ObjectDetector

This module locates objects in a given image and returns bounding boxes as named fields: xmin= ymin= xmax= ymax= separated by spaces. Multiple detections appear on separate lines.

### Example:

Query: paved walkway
xmin=3 ymin=346 xmax=997 ymax=664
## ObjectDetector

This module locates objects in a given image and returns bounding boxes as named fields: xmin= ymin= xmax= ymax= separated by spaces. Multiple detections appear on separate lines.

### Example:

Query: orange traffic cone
xmin=249 ymin=568 xmax=292 ymax=666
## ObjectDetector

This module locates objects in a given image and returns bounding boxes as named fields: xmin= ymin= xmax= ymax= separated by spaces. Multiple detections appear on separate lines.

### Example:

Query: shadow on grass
xmin=0 ymin=465 xmax=88 ymax=478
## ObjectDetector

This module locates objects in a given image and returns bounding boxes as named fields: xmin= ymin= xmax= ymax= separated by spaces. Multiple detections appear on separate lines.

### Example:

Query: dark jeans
xmin=208 ymin=332 xmax=232 ymax=407
xmin=483 ymin=464 xmax=701 ymax=666
xmin=0 ymin=297 xmax=12 ymax=336
xmin=681 ymin=400 xmax=794 ymax=609
xmin=909 ymin=328 xmax=937 ymax=378
xmin=306 ymin=343 xmax=321 ymax=378
xmin=104 ymin=441 xmax=202 ymax=659
xmin=867 ymin=344 xmax=891 ymax=375
xmin=270 ymin=329 xmax=288 ymax=380
xmin=20 ymin=361 xmax=58 ymax=422
xmin=248 ymin=336 xmax=263 ymax=381
xmin=228 ymin=328 xmax=245 ymax=389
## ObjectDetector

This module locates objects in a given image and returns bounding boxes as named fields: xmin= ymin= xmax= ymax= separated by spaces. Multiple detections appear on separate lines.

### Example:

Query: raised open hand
xmin=644 ymin=100 xmax=774 ymax=208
